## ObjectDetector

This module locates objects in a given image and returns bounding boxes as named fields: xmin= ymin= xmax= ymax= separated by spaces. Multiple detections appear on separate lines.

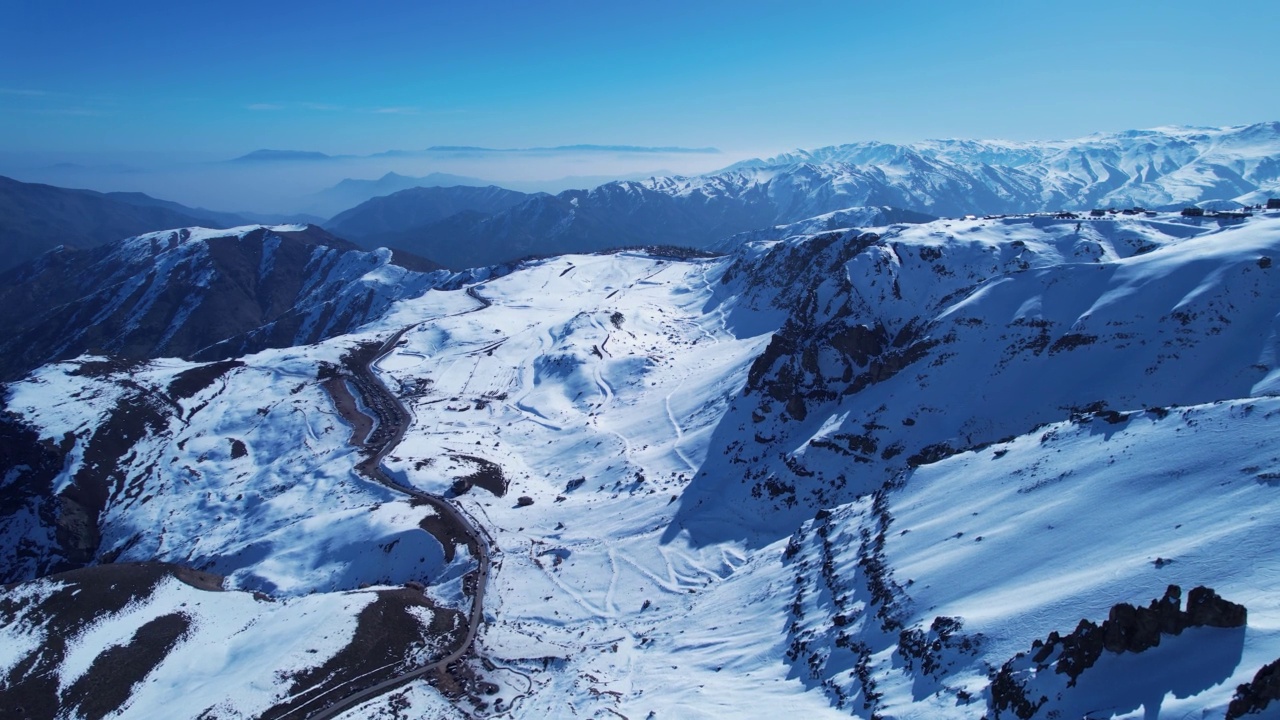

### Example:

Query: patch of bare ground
xmin=57 ymin=375 xmax=174 ymax=570
xmin=260 ymin=589 xmax=463 ymax=720
xmin=0 ymin=563 xmax=224 ymax=720
xmin=63 ymin=612 xmax=191 ymax=719
xmin=0 ymin=393 xmax=75 ymax=584
xmin=66 ymin=356 xmax=146 ymax=379
xmin=167 ymin=359 xmax=244 ymax=400
xmin=417 ymin=508 xmax=467 ymax=564
xmin=448 ymin=454 xmax=508 ymax=498
xmin=319 ymin=362 xmax=373 ymax=449
xmin=425 ymin=657 xmax=503 ymax=713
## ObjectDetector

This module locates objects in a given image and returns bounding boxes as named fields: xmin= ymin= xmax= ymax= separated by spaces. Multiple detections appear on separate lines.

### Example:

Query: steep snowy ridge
xmin=5 ymin=209 xmax=1280 ymax=718
xmin=679 ymin=212 xmax=1280 ymax=539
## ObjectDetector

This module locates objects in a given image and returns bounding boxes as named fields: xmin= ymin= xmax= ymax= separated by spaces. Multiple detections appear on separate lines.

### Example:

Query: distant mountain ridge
xmin=730 ymin=122 xmax=1280 ymax=211
xmin=325 ymin=185 xmax=535 ymax=244
xmin=347 ymin=122 xmax=1280 ymax=269
xmin=231 ymin=149 xmax=333 ymax=162
xmin=328 ymin=166 xmax=974 ymax=269
xmin=423 ymin=144 xmax=721 ymax=154
xmin=231 ymin=144 xmax=720 ymax=164
xmin=0 ymin=175 xmax=254 ymax=272
xmin=307 ymin=171 xmax=491 ymax=216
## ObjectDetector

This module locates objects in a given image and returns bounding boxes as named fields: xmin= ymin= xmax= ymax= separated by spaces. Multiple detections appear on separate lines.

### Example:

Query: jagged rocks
xmin=1186 ymin=585 xmax=1248 ymax=628
xmin=991 ymin=585 xmax=1248 ymax=718
xmin=1227 ymin=658 xmax=1280 ymax=719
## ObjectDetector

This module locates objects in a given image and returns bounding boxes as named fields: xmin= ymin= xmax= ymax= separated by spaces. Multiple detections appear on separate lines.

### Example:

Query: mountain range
xmin=731 ymin=122 xmax=1280 ymax=210
xmin=322 ymin=122 xmax=1280 ymax=269
xmin=5 ymin=124 xmax=1280 ymax=719
xmin=0 ymin=175 xmax=324 ymax=273
xmin=325 ymin=185 xmax=536 ymax=245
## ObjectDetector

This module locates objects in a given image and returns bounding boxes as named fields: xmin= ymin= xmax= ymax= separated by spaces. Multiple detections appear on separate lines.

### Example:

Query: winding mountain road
xmin=309 ymin=287 xmax=496 ymax=719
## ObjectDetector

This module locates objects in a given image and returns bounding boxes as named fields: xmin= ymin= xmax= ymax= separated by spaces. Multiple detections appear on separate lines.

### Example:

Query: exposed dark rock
xmin=450 ymin=454 xmax=508 ymax=498
xmin=0 ymin=563 xmax=222 ymax=720
xmin=1186 ymin=585 xmax=1247 ymax=628
xmin=1227 ymin=658 xmax=1280 ymax=719
xmin=167 ymin=359 xmax=244 ymax=400
xmin=991 ymin=585 xmax=1248 ymax=718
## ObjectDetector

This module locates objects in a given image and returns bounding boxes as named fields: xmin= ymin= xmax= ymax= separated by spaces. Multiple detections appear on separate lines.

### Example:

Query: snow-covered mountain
xmin=330 ymin=123 xmax=1280 ymax=270
xmin=346 ymin=170 xmax=942 ymax=270
xmin=0 ymin=224 xmax=500 ymax=382
xmin=5 ymin=206 xmax=1280 ymax=718
xmin=732 ymin=122 xmax=1280 ymax=212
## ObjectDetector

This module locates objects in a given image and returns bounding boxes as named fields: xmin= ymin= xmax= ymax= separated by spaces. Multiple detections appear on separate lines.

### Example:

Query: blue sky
xmin=3 ymin=0 xmax=1278 ymax=158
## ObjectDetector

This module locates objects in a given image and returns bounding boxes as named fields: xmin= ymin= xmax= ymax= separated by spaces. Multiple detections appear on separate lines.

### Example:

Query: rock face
xmin=1227 ymin=658 xmax=1280 ymax=719
xmin=0 ymin=225 xmax=453 ymax=381
xmin=991 ymin=585 xmax=1247 ymax=719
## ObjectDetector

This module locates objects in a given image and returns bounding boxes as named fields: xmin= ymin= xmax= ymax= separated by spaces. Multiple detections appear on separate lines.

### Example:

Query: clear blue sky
xmin=3 ymin=0 xmax=1278 ymax=157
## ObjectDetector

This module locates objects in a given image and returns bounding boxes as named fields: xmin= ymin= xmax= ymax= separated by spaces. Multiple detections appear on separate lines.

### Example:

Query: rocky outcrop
xmin=991 ymin=585 xmax=1247 ymax=718
xmin=1227 ymin=658 xmax=1280 ymax=719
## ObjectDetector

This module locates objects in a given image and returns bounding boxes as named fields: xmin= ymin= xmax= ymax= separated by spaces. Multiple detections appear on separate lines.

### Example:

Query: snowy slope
xmin=319 ymin=208 xmax=1280 ymax=718
xmin=6 ymin=208 xmax=1280 ymax=718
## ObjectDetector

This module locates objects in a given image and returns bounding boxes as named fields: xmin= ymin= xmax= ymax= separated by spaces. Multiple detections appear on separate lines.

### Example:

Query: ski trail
xmin=665 ymin=369 xmax=698 ymax=473
xmin=615 ymin=550 xmax=689 ymax=594
xmin=719 ymin=546 xmax=746 ymax=574
xmin=662 ymin=544 xmax=733 ymax=584
xmin=595 ymin=423 xmax=633 ymax=464
xmin=533 ymin=558 xmax=614 ymax=620
xmin=592 ymin=362 xmax=614 ymax=409
xmin=700 ymin=262 xmax=730 ymax=340
xmin=509 ymin=326 xmax=554 ymax=428
xmin=604 ymin=546 xmax=621 ymax=614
